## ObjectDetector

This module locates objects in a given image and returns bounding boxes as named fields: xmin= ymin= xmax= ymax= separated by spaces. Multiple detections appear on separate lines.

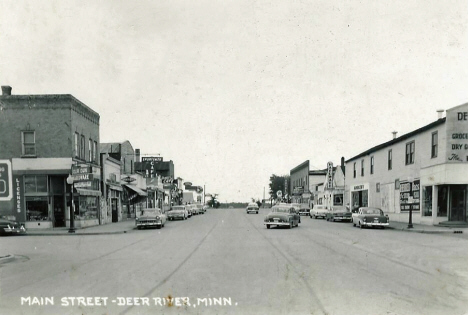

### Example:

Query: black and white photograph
xmin=1 ymin=1 xmax=468 ymax=314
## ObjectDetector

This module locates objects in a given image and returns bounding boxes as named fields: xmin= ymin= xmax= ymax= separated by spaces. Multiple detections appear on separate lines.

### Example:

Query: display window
xmin=76 ymin=196 xmax=98 ymax=220
xmin=423 ymin=186 xmax=433 ymax=216
xmin=26 ymin=197 xmax=50 ymax=221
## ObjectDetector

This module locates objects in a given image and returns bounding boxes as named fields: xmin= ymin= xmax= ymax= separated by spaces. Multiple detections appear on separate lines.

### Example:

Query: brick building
xmin=0 ymin=86 xmax=101 ymax=229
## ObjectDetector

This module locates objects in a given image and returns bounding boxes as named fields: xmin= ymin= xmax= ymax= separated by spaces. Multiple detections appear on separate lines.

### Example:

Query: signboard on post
xmin=0 ymin=160 xmax=12 ymax=201
xmin=400 ymin=180 xmax=420 ymax=211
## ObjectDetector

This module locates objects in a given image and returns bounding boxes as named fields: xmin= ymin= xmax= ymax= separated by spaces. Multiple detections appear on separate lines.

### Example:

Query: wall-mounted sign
xmin=400 ymin=180 xmax=420 ymax=211
xmin=74 ymin=181 xmax=93 ymax=189
xmin=72 ymin=173 xmax=94 ymax=182
xmin=0 ymin=160 xmax=12 ymax=201
xmin=121 ymin=176 xmax=136 ymax=183
xmin=142 ymin=157 xmax=163 ymax=162
xmin=72 ymin=165 xmax=92 ymax=175
xmin=446 ymin=105 xmax=468 ymax=163
xmin=162 ymin=176 xmax=173 ymax=184
xmin=142 ymin=157 xmax=163 ymax=178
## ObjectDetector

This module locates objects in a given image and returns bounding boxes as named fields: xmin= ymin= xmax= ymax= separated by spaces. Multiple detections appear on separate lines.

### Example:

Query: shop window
xmin=423 ymin=186 xmax=432 ymax=216
xmin=21 ymin=130 xmax=36 ymax=156
xmin=333 ymin=194 xmax=343 ymax=206
xmin=431 ymin=132 xmax=438 ymax=158
xmin=24 ymin=175 xmax=48 ymax=193
xmin=405 ymin=141 xmax=415 ymax=165
xmin=370 ymin=156 xmax=374 ymax=175
xmin=26 ymin=197 xmax=50 ymax=221
xmin=437 ymin=186 xmax=448 ymax=217
xmin=77 ymin=196 xmax=98 ymax=220
xmin=388 ymin=149 xmax=392 ymax=170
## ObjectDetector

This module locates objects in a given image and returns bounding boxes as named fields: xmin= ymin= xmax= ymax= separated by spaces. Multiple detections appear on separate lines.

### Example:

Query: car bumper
xmin=136 ymin=222 xmax=161 ymax=227
xmin=247 ymin=210 xmax=258 ymax=213
xmin=332 ymin=216 xmax=352 ymax=221
xmin=264 ymin=221 xmax=290 ymax=226
xmin=2 ymin=226 xmax=26 ymax=234
xmin=362 ymin=222 xmax=389 ymax=227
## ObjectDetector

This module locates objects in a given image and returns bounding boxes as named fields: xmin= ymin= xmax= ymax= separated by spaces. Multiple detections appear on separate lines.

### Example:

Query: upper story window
xmin=405 ymin=141 xmax=415 ymax=165
xmin=370 ymin=156 xmax=374 ymax=175
xmin=88 ymin=139 xmax=93 ymax=162
xmin=93 ymin=141 xmax=97 ymax=163
xmin=431 ymin=132 xmax=438 ymax=158
xmin=361 ymin=159 xmax=364 ymax=176
xmin=22 ymin=131 xmax=36 ymax=156
xmin=80 ymin=135 xmax=85 ymax=160
xmin=388 ymin=149 xmax=392 ymax=170
xmin=353 ymin=162 xmax=356 ymax=178
xmin=74 ymin=133 xmax=79 ymax=158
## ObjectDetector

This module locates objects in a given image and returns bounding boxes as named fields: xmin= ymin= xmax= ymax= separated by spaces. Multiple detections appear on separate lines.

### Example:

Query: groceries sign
xmin=446 ymin=104 xmax=468 ymax=163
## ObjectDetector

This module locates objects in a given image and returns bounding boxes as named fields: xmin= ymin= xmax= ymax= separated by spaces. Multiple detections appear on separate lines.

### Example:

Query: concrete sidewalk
xmin=387 ymin=221 xmax=466 ymax=234
xmin=24 ymin=219 xmax=137 ymax=236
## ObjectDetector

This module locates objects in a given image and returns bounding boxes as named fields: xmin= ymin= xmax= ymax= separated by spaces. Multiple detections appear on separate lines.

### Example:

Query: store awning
xmin=109 ymin=183 xmax=123 ymax=191
xmin=124 ymin=184 xmax=148 ymax=196
xmin=76 ymin=189 xmax=102 ymax=197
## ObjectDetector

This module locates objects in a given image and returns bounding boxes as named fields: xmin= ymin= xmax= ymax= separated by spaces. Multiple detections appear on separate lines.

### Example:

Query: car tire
xmin=289 ymin=221 xmax=293 ymax=229
xmin=359 ymin=221 xmax=363 ymax=229
xmin=256 ymin=211 xmax=258 ymax=214
xmin=266 ymin=224 xmax=270 ymax=229
xmin=310 ymin=215 xmax=312 ymax=219
xmin=298 ymin=218 xmax=301 ymax=224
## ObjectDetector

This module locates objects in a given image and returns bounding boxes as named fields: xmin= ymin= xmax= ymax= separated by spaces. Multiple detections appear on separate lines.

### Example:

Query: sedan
xmin=167 ymin=206 xmax=188 ymax=221
xmin=135 ymin=208 xmax=167 ymax=229
xmin=326 ymin=206 xmax=352 ymax=222
xmin=0 ymin=215 xmax=26 ymax=236
xmin=310 ymin=205 xmax=329 ymax=219
xmin=352 ymin=207 xmax=389 ymax=229
xmin=264 ymin=205 xmax=301 ymax=229
xmin=298 ymin=205 xmax=311 ymax=216
xmin=246 ymin=203 xmax=259 ymax=214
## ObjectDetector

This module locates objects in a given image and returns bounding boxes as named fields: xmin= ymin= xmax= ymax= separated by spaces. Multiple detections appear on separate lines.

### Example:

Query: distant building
xmin=290 ymin=160 xmax=310 ymax=204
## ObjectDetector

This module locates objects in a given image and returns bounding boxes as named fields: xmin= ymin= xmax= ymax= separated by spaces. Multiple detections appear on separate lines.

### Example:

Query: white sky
xmin=1 ymin=0 xmax=468 ymax=202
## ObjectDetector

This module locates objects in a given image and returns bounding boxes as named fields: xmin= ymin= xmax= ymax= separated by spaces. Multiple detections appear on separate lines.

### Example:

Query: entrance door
xmin=53 ymin=195 xmax=65 ymax=227
xmin=111 ymin=198 xmax=118 ymax=222
xmin=450 ymin=186 xmax=466 ymax=222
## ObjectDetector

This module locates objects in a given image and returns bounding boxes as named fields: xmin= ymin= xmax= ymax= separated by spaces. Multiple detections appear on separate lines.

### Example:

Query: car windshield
xmin=363 ymin=209 xmax=382 ymax=215
xmin=141 ymin=209 xmax=160 ymax=216
xmin=172 ymin=206 xmax=185 ymax=210
xmin=272 ymin=207 xmax=290 ymax=213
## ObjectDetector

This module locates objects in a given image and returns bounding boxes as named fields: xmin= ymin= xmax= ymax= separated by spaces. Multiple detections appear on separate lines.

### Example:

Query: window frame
xmin=405 ymin=141 xmax=415 ymax=165
xmin=80 ymin=135 xmax=85 ymax=160
xmin=361 ymin=159 xmax=364 ymax=176
xmin=21 ymin=130 xmax=36 ymax=156
xmin=74 ymin=132 xmax=79 ymax=158
xmin=370 ymin=156 xmax=374 ymax=175
xmin=431 ymin=131 xmax=438 ymax=158
xmin=353 ymin=162 xmax=356 ymax=178
xmin=388 ymin=149 xmax=392 ymax=170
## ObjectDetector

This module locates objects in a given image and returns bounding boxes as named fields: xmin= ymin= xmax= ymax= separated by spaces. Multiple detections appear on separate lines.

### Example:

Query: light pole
xmin=66 ymin=175 xmax=75 ymax=233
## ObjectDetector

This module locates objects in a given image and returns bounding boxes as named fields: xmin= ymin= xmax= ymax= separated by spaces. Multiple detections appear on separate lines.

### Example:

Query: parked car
xmin=167 ymin=206 xmax=188 ymax=221
xmin=310 ymin=205 xmax=329 ymax=219
xmin=298 ymin=204 xmax=311 ymax=216
xmin=352 ymin=207 xmax=389 ymax=229
xmin=326 ymin=206 xmax=352 ymax=222
xmin=246 ymin=203 xmax=259 ymax=214
xmin=189 ymin=204 xmax=199 ymax=215
xmin=0 ymin=215 xmax=26 ymax=236
xmin=203 ymin=205 xmax=209 ymax=211
xmin=135 ymin=208 xmax=167 ymax=229
xmin=264 ymin=205 xmax=301 ymax=229
xmin=195 ymin=204 xmax=205 ymax=214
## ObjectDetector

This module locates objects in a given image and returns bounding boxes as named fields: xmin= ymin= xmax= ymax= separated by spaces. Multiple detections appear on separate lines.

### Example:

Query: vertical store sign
xmin=0 ymin=160 xmax=12 ymax=201
xmin=326 ymin=162 xmax=334 ymax=189
xmin=14 ymin=176 xmax=24 ymax=214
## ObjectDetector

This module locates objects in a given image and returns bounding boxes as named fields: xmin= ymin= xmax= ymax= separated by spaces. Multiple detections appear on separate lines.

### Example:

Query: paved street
xmin=1 ymin=208 xmax=468 ymax=315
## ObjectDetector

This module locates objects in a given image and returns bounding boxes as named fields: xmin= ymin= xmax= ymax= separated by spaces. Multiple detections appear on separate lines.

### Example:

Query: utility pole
xmin=263 ymin=186 xmax=265 ymax=208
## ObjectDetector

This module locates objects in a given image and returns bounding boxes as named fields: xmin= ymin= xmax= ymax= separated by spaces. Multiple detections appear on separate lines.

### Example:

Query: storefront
xmin=123 ymin=184 xmax=147 ymax=218
xmin=350 ymin=183 xmax=369 ymax=212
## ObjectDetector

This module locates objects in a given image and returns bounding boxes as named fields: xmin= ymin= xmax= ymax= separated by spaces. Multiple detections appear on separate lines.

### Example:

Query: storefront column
xmin=432 ymin=185 xmax=438 ymax=224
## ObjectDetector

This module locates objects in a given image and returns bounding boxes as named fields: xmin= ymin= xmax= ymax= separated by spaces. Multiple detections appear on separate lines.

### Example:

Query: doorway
xmin=450 ymin=185 xmax=467 ymax=222
xmin=111 ymin=198 xmax=118 ymax=222
xmin=53 ymin=195 xmax=65 ymax=227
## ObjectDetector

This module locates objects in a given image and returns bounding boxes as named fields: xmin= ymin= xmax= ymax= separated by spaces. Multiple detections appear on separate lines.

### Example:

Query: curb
xmin=387 ymin=226 xmax=464 ymax=234
xmin=25 ymin=229 xmax=135 ymax=236
xmin=0 ymin=254 xmax=15 ymax=264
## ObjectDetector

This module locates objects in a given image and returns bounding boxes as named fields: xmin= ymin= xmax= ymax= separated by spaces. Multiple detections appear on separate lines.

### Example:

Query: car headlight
xmin=156 ymin=216 xmax=160 ymax=220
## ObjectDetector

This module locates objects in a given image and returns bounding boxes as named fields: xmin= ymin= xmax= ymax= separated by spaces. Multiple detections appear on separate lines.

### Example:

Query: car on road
xmin=246 ymin=203 xmax=259 ymax=214
xmin=136 ymin=208 xmax=167 ymax=229
xmin=264 ymin=205 xmax=301 ymax=229
xmin=167 ymin=206 xmax=188 ymax=221
xmin=352 ymin=207 xmax=389 ymax=229
xmin=310 ymin=205 xmax=329 ymax=219
xmin=325 ymin=206 xmax=352 ymax=222
xmin=297 ymin=204 xmax=311 ymax=216
xmin=0 ymin=215 xmax=26 ymax=236
xmin=203 ymin=205 xmax=209 ymax=211
xmin=195 ymin=204 xmax=205 ymax=214
xmin=189 ymin=204 xmax=199 ymax=215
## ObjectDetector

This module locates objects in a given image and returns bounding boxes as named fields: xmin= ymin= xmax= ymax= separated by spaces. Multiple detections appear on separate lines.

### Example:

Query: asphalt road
xmin=1 ymin=208 xmax=468 ymax=315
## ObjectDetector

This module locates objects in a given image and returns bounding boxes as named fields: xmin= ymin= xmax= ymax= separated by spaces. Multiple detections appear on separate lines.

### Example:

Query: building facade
xmin=345 ymin=105 xmax=468 ymax=226
xmin=290 ymin=161 xmax=310 ymax=204
xmin=0 ymin=86 xmax=101 ymax=229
